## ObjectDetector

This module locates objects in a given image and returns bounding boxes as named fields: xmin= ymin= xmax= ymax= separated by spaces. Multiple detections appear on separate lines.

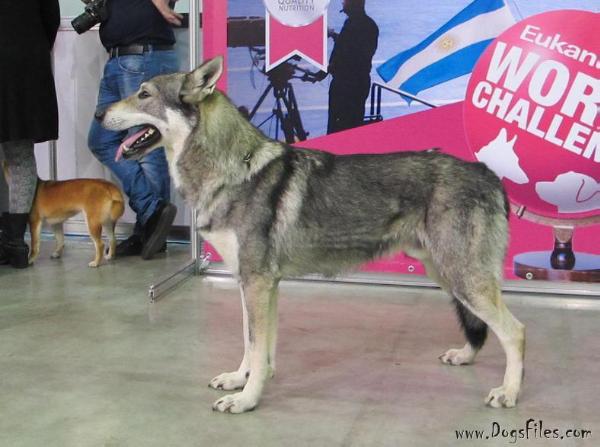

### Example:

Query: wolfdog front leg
xmin=209 ymin=284 xmax=251 ymax=391
xmin=212 ymin=276 xmax=279 ymax=413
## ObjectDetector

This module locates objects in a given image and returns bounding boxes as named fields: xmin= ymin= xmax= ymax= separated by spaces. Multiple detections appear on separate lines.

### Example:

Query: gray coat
xmin=0 ymin=0 xmax=60 ymax=144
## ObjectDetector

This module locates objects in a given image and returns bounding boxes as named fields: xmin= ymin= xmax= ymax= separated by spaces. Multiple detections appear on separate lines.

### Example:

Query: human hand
xmin=151 ymin=0 xmax=183 ymax=26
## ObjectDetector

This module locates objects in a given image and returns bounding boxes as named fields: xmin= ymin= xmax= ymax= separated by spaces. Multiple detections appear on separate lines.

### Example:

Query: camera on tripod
xmin=226 ymin=17 xmax=324 ymax=143
xmin=71 ymin=0 xmax=108 ymax=34
xmin=227 ymin=17 xmax=265 ymax=48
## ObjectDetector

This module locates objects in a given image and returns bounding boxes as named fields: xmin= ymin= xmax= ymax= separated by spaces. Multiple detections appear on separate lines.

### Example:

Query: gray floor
xmin=1 ymin=240 xmax=599 ymax=447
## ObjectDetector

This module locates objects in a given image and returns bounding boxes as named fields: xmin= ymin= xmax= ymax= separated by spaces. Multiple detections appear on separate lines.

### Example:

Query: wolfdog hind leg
xmin=418 ymin=256 xmax=486 ymax=366
xmin=456 ymin=282 xmax=525 ymax=408
xmin=439 ymin=298 xmax=488 ymax=366
xmin=213 ymin=276 xmax=277 ymax=413
xmin=209 ymin=283 xmax=251 ymax=391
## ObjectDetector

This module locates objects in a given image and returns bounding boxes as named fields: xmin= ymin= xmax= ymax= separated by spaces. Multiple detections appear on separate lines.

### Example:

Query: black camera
xmin=71 ymin=0 xmax=108 ymax=34
xmin=227 ymin=17 xmax=265 ymax=48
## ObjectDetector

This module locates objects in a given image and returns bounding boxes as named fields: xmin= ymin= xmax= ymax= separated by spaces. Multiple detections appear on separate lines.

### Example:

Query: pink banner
xmin=266 ymin=13 xmax=327 ymax=72
xmin=464 ymin=10 xmax=600 ymax=220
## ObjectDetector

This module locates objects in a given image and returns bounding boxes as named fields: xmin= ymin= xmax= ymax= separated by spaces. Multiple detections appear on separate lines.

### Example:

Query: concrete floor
xmin=1 ymin=239 xmax=599 ymax=447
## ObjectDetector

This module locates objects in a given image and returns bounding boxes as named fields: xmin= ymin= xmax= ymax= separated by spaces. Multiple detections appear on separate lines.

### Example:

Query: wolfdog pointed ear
xmin=180 ymin=56 xmax=224 ymax=104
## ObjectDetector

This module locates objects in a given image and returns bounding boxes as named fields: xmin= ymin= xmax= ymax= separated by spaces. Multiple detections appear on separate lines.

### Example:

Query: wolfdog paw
xmin=485 ymin=386 xmax=518 ymax=408
xmin=209 ymin=371 xmax=249 ymax=391
xmin=51 ymin=251 xmax=62 ymax=259
xmin=439 ymin=346 xmax=475 ymax=366
xmin=88 ymin=260 xmax=100 ymax=268
xmin=212 ymin=392 xmax=257 ymax=414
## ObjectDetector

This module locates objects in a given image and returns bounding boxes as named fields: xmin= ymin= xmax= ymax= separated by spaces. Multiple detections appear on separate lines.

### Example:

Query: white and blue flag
xmin=377 ymin=0 xmax=514 ymax=96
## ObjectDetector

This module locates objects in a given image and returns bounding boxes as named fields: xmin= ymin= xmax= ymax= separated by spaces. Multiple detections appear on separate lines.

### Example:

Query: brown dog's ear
xmin=180 ymin=56 xmax=224 ymax=104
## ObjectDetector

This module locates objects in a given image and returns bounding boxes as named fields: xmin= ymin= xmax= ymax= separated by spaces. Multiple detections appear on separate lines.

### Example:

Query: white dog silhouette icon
xmin=475 ymin=129 xmax=529 ymax=184
xmin=536 ymin=171 xmax=600 ymax=214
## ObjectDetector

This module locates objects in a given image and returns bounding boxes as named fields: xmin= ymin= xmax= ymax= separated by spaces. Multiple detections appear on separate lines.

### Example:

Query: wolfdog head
xmin=97 ymin=56 xmax=224 ymax=161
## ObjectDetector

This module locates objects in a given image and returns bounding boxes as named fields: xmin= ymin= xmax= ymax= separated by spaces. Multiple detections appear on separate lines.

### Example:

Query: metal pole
xmin=49 ymin=51 xmax=58 ymax=180
xmin=48 ymin=140 xmax=58 ymax=180
xmin=147 ymin=0 xmax=211 ymax=302
xmin=372 ymin=81 xmax=438 ymax=109
xmin=189 ymin=0 xmax=202 ymax=274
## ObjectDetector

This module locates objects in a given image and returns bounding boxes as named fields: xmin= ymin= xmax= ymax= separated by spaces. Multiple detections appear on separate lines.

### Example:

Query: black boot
xmin=142 ymin=202 xmax=176 ymax=260
xmin=0 ymin=212 xmax=30 ymax=269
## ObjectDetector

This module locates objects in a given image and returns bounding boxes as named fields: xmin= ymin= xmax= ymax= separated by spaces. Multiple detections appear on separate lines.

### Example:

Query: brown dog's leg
xmin=28 ymin=213 xmax=42 ymax=264
xmin=51 ymin=223 xmax=65 ymax=259
xmin=85 ymin=214 xmax=104 ymax=268
xmin=104 ymin=221 xmax=117 ymax=261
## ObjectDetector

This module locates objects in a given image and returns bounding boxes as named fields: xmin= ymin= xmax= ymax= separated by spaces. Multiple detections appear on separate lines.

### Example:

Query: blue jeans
xmin=88 ymin=48 xmax=179 ymax=228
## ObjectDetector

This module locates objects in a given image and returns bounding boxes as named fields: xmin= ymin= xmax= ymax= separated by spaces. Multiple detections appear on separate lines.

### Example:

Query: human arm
xmin=151 ymin=0 xmax=183 ymax=26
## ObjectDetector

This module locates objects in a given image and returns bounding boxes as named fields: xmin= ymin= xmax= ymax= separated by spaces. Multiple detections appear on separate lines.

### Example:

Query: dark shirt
xmin=99 ymin=0 xmax=175 ymax=50
xmin=0 ymin=0 xmax=60 ymax=143
xmin=329 ymin=11 xmax=379 ymax=84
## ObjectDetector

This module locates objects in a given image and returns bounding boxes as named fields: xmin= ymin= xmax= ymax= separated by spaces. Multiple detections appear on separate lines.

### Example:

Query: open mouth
xmin=116 ymin=125 xmax=162 ymax=161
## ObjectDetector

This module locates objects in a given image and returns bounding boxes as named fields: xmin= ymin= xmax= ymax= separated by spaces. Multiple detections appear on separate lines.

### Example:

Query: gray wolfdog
xmin=98 ymin=56 xmax=525 ymax=414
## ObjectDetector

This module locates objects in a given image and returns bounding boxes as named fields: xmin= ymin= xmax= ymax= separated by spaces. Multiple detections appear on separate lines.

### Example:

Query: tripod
xmin=248 ymin=63 xmax=309 ymax=143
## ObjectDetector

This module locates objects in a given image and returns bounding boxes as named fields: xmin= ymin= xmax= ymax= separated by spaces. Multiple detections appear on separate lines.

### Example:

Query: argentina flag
xmin=377 ymin=0 xmax=515 ymax=96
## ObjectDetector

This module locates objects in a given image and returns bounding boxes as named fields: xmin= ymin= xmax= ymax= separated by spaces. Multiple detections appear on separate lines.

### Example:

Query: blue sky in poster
xmin=227 ymin=0 xmax=599 ymax=140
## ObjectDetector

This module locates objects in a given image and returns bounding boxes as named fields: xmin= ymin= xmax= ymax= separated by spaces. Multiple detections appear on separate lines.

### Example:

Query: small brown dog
xmin=29 ymin=178 xmax=125 ymax=267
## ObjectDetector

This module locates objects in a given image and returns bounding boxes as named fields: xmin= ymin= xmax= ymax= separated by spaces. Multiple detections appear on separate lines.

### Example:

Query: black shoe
xmin=0 ymin=212 xmax=30 ymax=269
xmin=142 ymin=202 xmax=177 ymax=260
xmin=115 ymin=234 xmax=143 ymax=257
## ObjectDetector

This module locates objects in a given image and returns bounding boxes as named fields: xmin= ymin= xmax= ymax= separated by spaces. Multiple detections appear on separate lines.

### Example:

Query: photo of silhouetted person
xmin=326 ymin=0 xmax=379 ymax=134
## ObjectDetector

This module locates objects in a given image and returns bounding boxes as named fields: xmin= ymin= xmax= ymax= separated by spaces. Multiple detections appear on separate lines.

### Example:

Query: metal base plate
xmin=514 ymin=251 xmax=600 ymax=282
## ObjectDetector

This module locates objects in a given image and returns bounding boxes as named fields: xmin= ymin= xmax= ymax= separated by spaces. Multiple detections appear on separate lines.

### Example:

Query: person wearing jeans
xmin=87 ymin=0 xmax=182 ymax=259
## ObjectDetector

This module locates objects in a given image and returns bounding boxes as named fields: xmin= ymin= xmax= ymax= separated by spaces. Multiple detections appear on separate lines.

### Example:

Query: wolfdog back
xmin=201 ymin=141 xmax=509 ymax=281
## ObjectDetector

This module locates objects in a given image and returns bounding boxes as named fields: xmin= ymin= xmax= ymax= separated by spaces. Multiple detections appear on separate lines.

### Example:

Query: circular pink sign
xmin=464 ymin=10 xmax=599 ymax=220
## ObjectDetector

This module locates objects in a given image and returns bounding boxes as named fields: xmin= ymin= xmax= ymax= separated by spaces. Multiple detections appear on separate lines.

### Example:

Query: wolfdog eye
xmin=138 ymin=90 xmax=151 ymax=99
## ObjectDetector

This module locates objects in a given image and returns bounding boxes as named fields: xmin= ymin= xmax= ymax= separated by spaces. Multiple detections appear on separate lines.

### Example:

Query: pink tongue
xmin=116 ymin=128 xmax=151 ymax=161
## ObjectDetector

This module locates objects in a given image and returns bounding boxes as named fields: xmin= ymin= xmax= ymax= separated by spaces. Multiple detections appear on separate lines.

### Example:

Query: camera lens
xmin=71 ymin=12 xmax=97 ymax=34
